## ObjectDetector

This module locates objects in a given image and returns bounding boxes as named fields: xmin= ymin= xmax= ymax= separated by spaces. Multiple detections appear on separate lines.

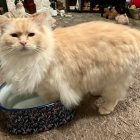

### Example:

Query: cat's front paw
xmin=99 ymin=106 xmax=113 ymax=115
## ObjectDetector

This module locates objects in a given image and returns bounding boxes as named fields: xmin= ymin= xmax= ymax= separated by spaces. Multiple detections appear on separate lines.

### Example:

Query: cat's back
xmin=53 ymin=21 xmax=140 ymax=64
xmin=53 ymin=21 xmax=140 ymax=58
xmin=53 ymin=21 xmax=140 ymax=41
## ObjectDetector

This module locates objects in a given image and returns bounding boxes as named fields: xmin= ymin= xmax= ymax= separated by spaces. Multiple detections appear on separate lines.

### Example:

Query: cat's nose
xmin=20 ymin=41 xmax=27 ymax=46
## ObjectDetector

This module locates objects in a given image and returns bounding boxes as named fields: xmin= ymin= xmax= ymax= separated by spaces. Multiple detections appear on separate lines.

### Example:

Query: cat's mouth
xmin=19 ymin=46 xmax=34 ymax=55
xmin=18 ymin=45 xmax=38 ymax=55
xmin=20 ymin=47 xmax=28 ymax=51
xmin=20 ymin=46 xmax=36 ymax=52
xmin=19 ymin=45 xmax=37 ymax=52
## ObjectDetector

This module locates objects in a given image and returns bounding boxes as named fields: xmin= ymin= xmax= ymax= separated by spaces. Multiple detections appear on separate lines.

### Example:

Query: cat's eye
xmin=28 ymin=33 xmax=35 ymax=37
xmin=11 ymin=33 xmax=18 ymax=37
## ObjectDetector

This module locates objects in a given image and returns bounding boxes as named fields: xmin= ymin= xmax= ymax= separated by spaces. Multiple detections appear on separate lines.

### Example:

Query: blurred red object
xmin=130 ymin=0 xmax=140 ymax=7
xmin=24 ymin=0 xmax=36 ymax=14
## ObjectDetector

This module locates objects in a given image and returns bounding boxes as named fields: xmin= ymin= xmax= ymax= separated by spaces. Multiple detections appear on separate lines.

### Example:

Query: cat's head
xmin=0 ymin=13 xmax=48 ymax=57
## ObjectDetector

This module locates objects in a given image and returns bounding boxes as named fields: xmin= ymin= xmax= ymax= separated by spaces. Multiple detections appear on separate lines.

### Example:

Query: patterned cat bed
xmin=0 ymin=84 xmax=76 ymax=135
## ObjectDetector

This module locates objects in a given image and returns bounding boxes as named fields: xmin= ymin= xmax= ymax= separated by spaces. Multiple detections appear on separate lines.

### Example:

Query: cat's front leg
xmin=58 ymin=82 xmax=82 ymax=109
xmin=36 ymin=85 xmax=59 ymax=104
xmin=37 ymin=84 xmax=81 ymax=109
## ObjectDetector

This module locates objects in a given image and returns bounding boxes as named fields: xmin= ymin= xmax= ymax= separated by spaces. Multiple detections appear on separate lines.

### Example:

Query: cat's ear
xmin=32 ymin=12 xmax=46 ymax=26
xmin=0 ymin=15 xmax=10 ymax=28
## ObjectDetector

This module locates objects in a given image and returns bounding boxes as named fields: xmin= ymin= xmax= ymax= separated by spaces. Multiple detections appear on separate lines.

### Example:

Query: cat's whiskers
xmin=36 ymin=47 xmax=48 ymax=54
xmin=0 ymin=47 xmax=12 ymax=51
xmin=0 ymin=49 xmax=16 ymax=57
xmin=33 ymin=48 xmax=40 ymax=53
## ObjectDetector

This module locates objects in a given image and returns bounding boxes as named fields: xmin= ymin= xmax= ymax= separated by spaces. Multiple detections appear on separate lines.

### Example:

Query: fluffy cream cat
xmin=0 ymin=13 xmax=140 ymax=115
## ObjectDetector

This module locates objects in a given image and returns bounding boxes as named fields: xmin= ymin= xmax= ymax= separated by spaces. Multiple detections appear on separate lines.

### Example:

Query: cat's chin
xmin=17 ymin=46 xmax=38 ymax=56
xmin=16 ymin=49 xmax=36 ymax=56
xmin=18 ymin=49 xmax=37 ymax=56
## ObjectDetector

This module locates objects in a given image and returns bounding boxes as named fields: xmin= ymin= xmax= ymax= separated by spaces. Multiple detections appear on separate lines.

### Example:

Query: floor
xmin=0 ymin=13 xmax=140 ymax=140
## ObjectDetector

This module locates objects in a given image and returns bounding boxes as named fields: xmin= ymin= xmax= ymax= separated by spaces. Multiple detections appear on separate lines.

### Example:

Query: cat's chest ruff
xmin=1 ymin=56 xmax=47 ymax=93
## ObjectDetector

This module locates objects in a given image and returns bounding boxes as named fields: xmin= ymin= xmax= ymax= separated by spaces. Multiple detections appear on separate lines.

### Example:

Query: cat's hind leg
xmin=99 ymin=77 xmax=129 ymax=115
